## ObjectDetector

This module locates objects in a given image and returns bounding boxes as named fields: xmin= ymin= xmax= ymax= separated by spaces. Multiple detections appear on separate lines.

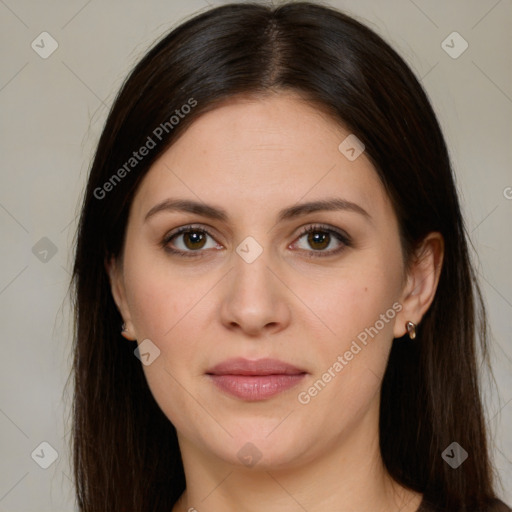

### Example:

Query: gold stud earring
xmin=406 ymin=321 xmax=417 ymax=340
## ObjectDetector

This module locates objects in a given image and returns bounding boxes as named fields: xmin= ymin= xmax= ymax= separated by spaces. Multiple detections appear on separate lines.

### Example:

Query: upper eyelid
xmin=164 ymin=224 xmax=220 ymax=243
xmin=290 ymin=225 xmax=350 ymax=252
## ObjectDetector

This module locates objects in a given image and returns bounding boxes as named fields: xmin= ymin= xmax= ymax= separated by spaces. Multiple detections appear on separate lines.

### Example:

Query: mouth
xmin=206 ymin=358 xmax=307 ymax=401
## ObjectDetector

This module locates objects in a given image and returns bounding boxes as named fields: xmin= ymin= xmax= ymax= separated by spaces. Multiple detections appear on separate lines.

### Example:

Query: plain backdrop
xmin=0 ymin=0 xmax=511 ymax=510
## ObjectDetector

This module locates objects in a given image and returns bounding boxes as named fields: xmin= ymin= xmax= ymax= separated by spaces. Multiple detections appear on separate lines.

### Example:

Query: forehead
xmin=130 ymin=92 xmax=391 ymax=225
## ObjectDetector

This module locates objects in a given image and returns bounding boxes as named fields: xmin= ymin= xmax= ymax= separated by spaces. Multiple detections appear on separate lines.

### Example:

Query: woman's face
xmin=109 ymin=92 xmax=417 ymax=470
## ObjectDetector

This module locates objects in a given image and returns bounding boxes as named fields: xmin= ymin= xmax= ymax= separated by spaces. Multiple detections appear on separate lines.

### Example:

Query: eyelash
xmin=161 ymin=223 xmax=352 ymax=259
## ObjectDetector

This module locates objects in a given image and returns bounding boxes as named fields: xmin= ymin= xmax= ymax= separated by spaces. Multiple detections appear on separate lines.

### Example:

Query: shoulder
xmin=418 ymin=497 xmax=512 ymax=512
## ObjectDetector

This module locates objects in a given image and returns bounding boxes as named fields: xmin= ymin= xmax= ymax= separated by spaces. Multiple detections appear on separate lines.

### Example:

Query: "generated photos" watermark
xmin=297 ymin=301 xmax=402 ymax=404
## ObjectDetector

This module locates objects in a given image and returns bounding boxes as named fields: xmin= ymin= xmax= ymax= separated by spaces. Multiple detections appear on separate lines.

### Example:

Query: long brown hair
xmin=70 ymin=2 xmax=503 ymax=510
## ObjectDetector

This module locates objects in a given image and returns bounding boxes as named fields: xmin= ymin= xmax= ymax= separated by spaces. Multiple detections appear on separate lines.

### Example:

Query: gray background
xmin=0 ymin=0 xmax=510 ymax=510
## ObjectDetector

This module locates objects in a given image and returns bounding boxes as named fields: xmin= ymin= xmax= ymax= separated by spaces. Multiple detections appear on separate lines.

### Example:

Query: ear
xmin=105 ymin=256 xmax=137 ymax=341
xmin=393 ymin=232 xmax=444 ymax=338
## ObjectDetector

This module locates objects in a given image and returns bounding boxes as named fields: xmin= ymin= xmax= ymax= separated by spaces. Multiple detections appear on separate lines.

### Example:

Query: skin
xmin=107 ymin=92 xmax=444 ymax=512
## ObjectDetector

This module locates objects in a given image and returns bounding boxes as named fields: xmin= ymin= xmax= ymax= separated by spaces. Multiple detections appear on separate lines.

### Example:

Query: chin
xmin=207 ymin=422 xmax=316 ymax=471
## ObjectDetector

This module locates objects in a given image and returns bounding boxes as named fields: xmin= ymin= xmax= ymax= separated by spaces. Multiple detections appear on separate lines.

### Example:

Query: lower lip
xmin=208 ymin=374 xmax=306 ymax=401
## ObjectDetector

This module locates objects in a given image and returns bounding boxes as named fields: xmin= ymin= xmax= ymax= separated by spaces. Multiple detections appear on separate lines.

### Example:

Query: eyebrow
xmin=144 ymin=197 xmax=371 ymax=223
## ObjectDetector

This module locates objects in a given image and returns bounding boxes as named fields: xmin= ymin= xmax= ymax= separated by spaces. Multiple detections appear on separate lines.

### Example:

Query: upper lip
xmin=206 ymin=358 xmax=306 ymax=376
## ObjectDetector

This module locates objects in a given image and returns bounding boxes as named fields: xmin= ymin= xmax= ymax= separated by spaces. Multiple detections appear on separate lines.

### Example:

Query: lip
xmin=206 ymin=358 xmax=307 ymax=401
xmin=207 ymin=357 xmax=306 ymax=376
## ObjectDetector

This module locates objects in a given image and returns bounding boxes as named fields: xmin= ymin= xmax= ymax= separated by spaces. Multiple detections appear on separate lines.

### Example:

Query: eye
xmin=162 ymin=225 xmax=221 ymax=257
xmin=161 ymin=223 xmax=351 ymax=259
xmin=291 ymin=224 xmax=351 ymax=257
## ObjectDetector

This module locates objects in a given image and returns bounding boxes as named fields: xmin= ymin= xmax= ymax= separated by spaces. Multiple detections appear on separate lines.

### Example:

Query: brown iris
xmin=183 ymin=230 xmax=207 ymax=250
xmin=307 ymin=230 xmax=330 ymax=250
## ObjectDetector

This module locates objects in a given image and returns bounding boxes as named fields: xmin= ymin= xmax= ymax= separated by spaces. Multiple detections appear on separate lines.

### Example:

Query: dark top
xmin=417 ymin=497 xmax=512 ymax=512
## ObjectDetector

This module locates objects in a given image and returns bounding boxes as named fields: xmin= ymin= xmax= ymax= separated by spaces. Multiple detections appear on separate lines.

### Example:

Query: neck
xmin=173 ymin=399 xmax=422 ymax=512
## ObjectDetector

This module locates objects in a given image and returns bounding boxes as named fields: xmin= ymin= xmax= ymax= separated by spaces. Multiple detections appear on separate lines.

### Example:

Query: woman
xmin=70 ymin=2 xmax=511 ymax=511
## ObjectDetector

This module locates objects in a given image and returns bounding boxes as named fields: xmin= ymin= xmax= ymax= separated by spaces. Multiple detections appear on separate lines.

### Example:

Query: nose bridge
xmin=232 ymin=233 xmax=273 ymax=295
xmin=219 ymin=232 xmax=290 ymax=334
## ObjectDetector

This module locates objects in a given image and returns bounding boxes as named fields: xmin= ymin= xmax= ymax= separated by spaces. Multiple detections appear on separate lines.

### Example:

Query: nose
xmin=219 ymin=243 xmax=291 ymax=337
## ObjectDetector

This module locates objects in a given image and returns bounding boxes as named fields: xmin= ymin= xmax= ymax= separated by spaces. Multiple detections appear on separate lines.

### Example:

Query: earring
xmin=406 ymin=321 xmax=417 ymax=340
xmin=121 ymin=322 xmax=126 ymax=333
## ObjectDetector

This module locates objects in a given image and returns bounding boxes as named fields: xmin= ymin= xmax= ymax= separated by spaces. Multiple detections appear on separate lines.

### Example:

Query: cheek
xmin=293 ymin=269 xmax=401 ymax=433
xmin=126 ymin=280 xmax=175 ymax=342
xmin=122 ymin=256 xmax=212 ymax=430
xmin=312 ymin=261 xmax=402 ymax=346
xmin=123 ymin=240 xmax=202 ymax=339
xmin=301 ymin=253 xmax=403 ymax=410
xmin=122 ymin=245 xmax=222 ymax=382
